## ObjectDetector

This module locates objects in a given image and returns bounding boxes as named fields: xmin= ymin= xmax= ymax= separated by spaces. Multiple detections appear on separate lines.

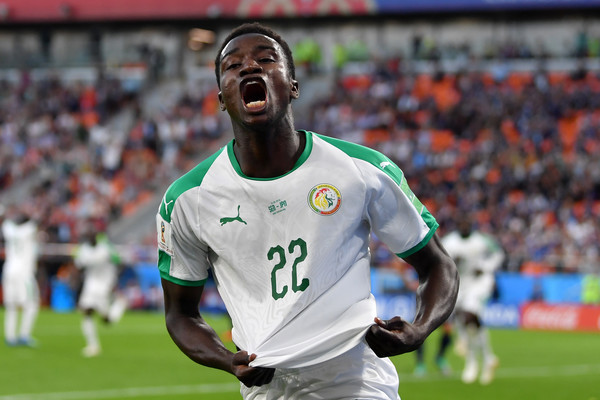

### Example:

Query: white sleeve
xmin=157 ymin=197 xmax=210 ymax=284
xmin=360 ymin=159 xmax=438 ymax=257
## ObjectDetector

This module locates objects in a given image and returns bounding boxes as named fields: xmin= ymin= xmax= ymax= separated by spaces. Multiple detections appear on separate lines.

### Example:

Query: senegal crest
xmin=308 ymin=184 xmax=342 ymax=215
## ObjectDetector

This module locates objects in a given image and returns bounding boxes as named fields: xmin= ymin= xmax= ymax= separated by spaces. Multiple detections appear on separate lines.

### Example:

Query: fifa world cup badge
xmin=156 ymin=215 xmax=173 ymax=256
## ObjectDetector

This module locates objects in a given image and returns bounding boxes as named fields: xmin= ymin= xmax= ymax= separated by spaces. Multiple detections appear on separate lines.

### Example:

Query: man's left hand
xmin=365 ymin=316 xmax=423 ymax=357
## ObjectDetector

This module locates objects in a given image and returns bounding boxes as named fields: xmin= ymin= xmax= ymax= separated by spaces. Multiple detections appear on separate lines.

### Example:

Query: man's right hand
xmin=231 ymin=351 xmax=275 ymax=387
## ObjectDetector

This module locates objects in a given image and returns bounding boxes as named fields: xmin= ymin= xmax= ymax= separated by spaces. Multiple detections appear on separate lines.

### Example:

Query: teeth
xmin=246 ymin=100 xmax=265 ymax=108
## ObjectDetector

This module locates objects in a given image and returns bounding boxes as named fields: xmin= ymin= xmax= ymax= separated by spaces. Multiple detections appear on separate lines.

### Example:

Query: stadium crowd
xmin=1 ymin=35 xmax=599 ymax=296
xmin=307 ymin=60 xmax=600 ymax=275
xmin=0 ymin=71 xmax=228 ymax=248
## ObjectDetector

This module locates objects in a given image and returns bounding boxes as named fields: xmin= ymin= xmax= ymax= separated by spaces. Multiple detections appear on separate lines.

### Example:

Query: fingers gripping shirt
xmin=156 ymin=131 xmax=438 ymax=368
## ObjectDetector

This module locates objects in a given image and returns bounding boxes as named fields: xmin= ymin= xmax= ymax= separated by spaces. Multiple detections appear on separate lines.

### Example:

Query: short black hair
xmin=214 ymin=22 xmax=296 ymax=88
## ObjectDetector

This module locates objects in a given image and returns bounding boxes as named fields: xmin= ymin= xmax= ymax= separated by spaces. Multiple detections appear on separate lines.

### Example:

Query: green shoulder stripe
xmin=316 ymin=132 xmax=425 ymax=213
xmin=316 ymin=132 xmax=402 ymax=182
xmin=158 ymin=147 xmax=225 ymax=222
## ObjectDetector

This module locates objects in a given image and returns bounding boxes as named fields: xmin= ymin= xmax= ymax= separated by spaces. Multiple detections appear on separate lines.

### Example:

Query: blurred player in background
xmin=413 ymin=321 xmax=453 ymax=377
xmin=442 ymin=216 xmax=504 ymax=385
xmin=73 ymin=224 xmax=127 ymax=357
xmin=1 ymin=205 xmax=40 ymax=347
xmin=158 ymin=22 xmax=459 ymax=399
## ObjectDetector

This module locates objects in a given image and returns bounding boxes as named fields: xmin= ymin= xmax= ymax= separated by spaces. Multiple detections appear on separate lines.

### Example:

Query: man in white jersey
xmin=73 ymin=226 xmax=126 ymax=357
xmin=441 ymin=217 xmax=504 ymax=385
xmin=157 ymin=22 xmax=459 ymax=399
xmin=1 ymin=207 xmax=40 ymax=347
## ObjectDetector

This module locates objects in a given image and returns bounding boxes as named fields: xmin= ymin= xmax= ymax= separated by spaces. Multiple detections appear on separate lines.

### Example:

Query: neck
xmin=232 ymin=126 xmax=305 ymax=178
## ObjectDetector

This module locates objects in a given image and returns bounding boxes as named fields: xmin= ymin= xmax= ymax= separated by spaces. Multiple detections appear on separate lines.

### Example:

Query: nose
xmin=240 ymin=58 xmax=262 ymax=76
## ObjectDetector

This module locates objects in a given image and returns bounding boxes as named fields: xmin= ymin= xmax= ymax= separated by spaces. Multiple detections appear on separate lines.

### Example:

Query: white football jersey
xmin=74 ymin=235 xmax=121 ymax=290
xmin=157 ymin=131 xmax=438 ymax=368
xmin=1 ymin=219 xmax=38 ymax=279
xmin=441 ymin=230 xmax=504 ymax=277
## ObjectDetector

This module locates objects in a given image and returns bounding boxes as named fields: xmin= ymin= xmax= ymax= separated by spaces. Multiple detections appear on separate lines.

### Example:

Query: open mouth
xmin=241 ymin=80 xmax=267 ymax=111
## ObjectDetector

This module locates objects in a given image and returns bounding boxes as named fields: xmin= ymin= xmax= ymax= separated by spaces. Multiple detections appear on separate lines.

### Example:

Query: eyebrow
xmin=221 ymin=47 xmax=238 ymax=61
xmin=221 ymin=44 xmax=278 ymax=62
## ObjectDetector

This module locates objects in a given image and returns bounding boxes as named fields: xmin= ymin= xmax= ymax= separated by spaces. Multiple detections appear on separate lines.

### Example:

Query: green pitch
xmin=1 ymin=309 xmax=599 ymax=400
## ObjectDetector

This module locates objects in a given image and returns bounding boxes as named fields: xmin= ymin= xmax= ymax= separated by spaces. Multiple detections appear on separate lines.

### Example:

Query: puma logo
xmin=380 ymin=161 xmax=391 ymax=169
xmin=220 ymin=205 xmax=247 ymax=226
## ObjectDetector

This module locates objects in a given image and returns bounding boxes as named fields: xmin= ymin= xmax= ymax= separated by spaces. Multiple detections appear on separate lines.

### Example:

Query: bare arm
xmin=161 ymin=278 xmax=275 ymax=387
xmin=366 ymin=233 xmax=459 ymax=357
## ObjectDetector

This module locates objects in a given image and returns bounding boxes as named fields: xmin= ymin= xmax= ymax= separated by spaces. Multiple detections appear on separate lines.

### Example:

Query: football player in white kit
xmin=157 ymin=23 xmax=459 ymax=399
xmin=441 ymin=217 xmax=504 ymax=385
xmin=1 ymin=207 xmax=40 ymax=347
xmin=73 ymin=227 xmax=126 ymax=357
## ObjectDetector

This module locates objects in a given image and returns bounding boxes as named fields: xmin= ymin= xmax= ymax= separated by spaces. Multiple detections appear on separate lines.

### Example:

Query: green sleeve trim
xmin=158 ymin=249 xmax=206 ymax=287
xmin=396 ymin=220 xmax=439 ymax=258
xmin=159 ymin=270 xmax=207 ymax=287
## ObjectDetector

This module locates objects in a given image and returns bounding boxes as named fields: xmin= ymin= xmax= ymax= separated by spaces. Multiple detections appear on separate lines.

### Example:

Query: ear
xmin=218 ymin=91 xmax=226 ymax=111
xmin=290 ymin=79 xmax=299 ymax=100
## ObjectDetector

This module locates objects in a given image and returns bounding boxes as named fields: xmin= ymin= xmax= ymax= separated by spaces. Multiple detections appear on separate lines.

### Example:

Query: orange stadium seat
xmin=486 ymin=167 xmax=502 ymax=185
xmin=412 ymin=74 xmax=433 ymax=100
xmin=480 ymin=72 xmax=496 ymax=87
xmin=558 ymin=112 xmax=582 ymax=153
xmin=548 ymin=72 xmax=569 ymax=85
xmin=363 ymin=127 xmax=390 ymax=147
xmin=431 ymin=75 xmax=460 ymax=110
xmin=202 ymin=89 xmax=220 ymax=116
xmin=508 ymin=190 xmax=525 ymax=205
xmin=430 ymin=129 xmax=455 ymax=152
xmin=521 ymin=261 xmax=555 ymax=275
xmin=506 ymin=72 xmax=532 ymax=92
xmin=501 ymin=118 xmax=520 ymax=144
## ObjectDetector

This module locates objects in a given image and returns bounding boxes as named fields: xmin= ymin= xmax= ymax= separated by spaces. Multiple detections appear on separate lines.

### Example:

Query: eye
xmin=260 ymin=57 xmax=275 ymax=63
xmin=225 ymin=63 xmax=241 ymax=71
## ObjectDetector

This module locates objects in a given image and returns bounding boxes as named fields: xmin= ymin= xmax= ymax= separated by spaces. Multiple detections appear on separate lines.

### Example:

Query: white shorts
xmin=2 ymin=274 xmax=39 ymax=307
xmin=240 ymin=340 xmax=401 ymax=400
xmin=78 ymin=279 xmax=114 ymax=314
xmin=455 ymin=274 xmax=494 ymax=316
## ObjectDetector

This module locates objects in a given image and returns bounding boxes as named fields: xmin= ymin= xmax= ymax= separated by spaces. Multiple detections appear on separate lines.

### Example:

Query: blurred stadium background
xmin=1 ymin=0 xmax=600 ymax=398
